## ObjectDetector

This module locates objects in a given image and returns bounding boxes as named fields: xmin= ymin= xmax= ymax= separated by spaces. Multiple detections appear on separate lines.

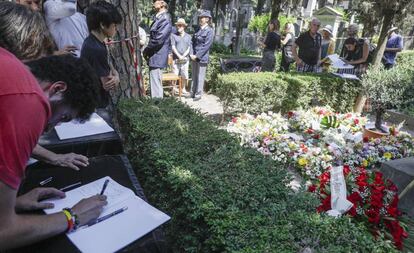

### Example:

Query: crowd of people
xmin=261 ymin=17 xmax=404 ymax=76
xmin=0 ymin=0 xmax=406 ymax=250
xmin=0 ymin=0 xmax=216 ymax=249
xmin=142 ymin=0 xmax=214 ymax=101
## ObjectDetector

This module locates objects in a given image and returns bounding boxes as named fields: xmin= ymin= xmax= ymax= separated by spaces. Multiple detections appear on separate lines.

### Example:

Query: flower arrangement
xmin=227 ymin=107 xmax=414 ymax=249
xmin=227 ymin=107 xmax=414 ymax=180
xmin=310 ymin=166 xmax=408 ymax=250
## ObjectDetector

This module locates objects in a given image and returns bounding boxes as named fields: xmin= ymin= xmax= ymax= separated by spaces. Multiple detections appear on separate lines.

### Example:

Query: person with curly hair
xmin=0 ymin=48 xmax=107 ymax=250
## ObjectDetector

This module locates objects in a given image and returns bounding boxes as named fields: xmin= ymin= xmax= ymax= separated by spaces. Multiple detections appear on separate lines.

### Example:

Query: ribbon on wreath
xmin=326 ymin=166 xmax=353 ymax=218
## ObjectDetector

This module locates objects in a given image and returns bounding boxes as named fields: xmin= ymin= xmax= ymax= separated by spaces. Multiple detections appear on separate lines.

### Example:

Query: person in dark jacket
xmin=190 ymin=10 xmax=214 ymax=101
xmin=143 ymin=0 xmax=172 ymax=98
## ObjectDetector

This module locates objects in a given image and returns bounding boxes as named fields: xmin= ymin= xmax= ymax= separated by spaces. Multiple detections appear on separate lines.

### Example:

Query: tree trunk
xmin=201 ymin=0 xmax=215 ymax=12
xmin=271 ymin=0 xmax=282 ymax=20
xmin=372 ymin=11 xmax=394 ymax=67
xmin=256 ymin=0 xmax=266 ymax=15
xmin=78 ymin=0 xmax=143 ymax=104
xmin=169 ymin=0 xmax=177 ymax=24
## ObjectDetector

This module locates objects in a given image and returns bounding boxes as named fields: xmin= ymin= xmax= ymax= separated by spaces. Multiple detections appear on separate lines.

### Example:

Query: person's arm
xmin=145 ymin=18 xmax=171 ymax=52
xmin=194 ymin=29 xmax=214 ymax=61
xmin=349 ymin=41 xmax=369 ymax=65
xmin=44 ymin=1 xmax=76 ymax=22
xmin=281 ymin=33 xmax=292 ymax=46
xmin=0 ymin=181 xmax=107 ymax=250
xmin=32 ymin=145 xmax=89 ymax=171
xmin=292 ymin=42 xmax=302 ymax=66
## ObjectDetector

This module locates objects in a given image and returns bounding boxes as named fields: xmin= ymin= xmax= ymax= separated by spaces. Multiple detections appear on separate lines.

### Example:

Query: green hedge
xmin=216 ymin=72 xmax=361 ymax=115
xmin=118 ymin=98 xmax=396 ymax=253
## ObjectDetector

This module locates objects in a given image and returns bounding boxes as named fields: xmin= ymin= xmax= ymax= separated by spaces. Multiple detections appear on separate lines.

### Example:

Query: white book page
xmin=55 ymin=113 xmax=114 ymax=140
xmin=44 ymin=177 xmax=134 ymax=216
xmin=68 ymin=196 xmax=170 ymax=253
xmin=328 ymin=54 xmax=355 ymax=69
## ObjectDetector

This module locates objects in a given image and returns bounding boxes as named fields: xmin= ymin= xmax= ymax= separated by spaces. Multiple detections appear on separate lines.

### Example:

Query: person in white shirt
xmin=43 ymin=0 xmax=89 ymax=57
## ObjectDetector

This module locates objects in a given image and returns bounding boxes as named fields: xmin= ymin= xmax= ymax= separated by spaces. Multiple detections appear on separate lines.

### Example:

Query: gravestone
xmin=314 ymin=6 xmax=344 ymax=37
xmin=380 ymin=157 xmax=414 ymax=217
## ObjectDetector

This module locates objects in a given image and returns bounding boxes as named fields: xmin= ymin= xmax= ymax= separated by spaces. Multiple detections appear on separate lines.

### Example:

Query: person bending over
xmin=0 ymin=1 xmax=90 ymax=170
xmin=0 ymin=51 xmax=107 ymax=250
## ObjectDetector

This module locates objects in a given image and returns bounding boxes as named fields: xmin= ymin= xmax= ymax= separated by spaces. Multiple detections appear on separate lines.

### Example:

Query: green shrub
xmin=118 ymin=98 xmax=397 ymax=253
xmin=206 ymin=54 xmax=263 ymax=92
xmin=248 ymin=13 xmax=296 ymax=35
xmin=211 ymin=42 xmax=231 ymax=55
xmin=216 ymin=72 xmax=361 ymax=115
xmin=395 ymin=50 xmax=414 ymax=115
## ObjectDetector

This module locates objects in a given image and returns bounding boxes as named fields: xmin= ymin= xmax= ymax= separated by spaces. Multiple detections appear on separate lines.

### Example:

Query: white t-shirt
xmin=139 ymin=26 xmax=147 ymax=49
xmin=44 ymin=1 xmax=89 ymax=57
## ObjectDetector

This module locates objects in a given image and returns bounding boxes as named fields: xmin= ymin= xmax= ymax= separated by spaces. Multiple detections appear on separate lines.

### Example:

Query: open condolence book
xmin=43 ymin=176 xmax=171 ymax=253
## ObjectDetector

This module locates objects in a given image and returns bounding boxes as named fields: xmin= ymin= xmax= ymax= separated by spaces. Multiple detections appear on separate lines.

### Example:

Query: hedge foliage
xmin=215 ymin=72 xmax=361 ymax=115
xmin=118 ymin=98 xmax=397 ymax=253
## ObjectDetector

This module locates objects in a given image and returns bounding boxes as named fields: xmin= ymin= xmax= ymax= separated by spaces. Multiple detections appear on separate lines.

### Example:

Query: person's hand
xmin=54 ymin=45 xmax=77 ymax=56
xmin=71 ymin=195 xmax=108 ymax=226
xmin=50 ymin=153 xmax=89 ymax=171
xmin=295 ymin=58 xmax=303 ymax=67
xmin=103 ymin=75 xmax=119 ymax=91
xmin=16 ymin=188 xmax=65 ymax=212
xmin=190 ymin=55 xmax=197 ymax=61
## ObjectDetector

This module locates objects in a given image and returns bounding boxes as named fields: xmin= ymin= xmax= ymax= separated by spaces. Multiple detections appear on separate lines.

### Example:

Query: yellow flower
xmin=298 ymin=157 xmax=308 ymax=166
xmin=384 ymin=152 xmax=392 ymax=160
xmin=362 ymin=160 xmax=368 ymax=167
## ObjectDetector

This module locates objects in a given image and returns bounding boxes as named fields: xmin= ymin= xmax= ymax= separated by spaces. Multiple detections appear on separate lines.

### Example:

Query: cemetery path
xmin=179 ymin=93 xmax=304 ymax=192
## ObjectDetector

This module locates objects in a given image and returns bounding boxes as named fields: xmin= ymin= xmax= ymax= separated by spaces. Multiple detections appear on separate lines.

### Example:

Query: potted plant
xmin=361 ymin=65 xmax=410 ymax=138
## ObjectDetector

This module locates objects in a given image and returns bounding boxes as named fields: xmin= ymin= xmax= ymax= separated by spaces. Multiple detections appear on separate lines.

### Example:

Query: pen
xmin=39 ymin=177 xmax=53 ymax=186
xmin=59 ymin=182 xmax=82 ymax=192
xmin=82 ymin=206 xmax=128 ymax=228
xmin=100 ymin=179 xmax=110 ymax=195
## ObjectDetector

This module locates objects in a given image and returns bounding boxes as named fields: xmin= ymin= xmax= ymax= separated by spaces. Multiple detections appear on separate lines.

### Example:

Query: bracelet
xmin=62 ymin=208 xmax=74 ymax=232
xmin=63 ymin=208 xmax=80 ymax=231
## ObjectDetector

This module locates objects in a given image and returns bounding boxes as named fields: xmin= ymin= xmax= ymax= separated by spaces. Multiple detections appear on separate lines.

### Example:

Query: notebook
xmin=43 ymin=177 xmax=170 ymax=253
xmin=55 ymin=113 xmax=114 ymax=140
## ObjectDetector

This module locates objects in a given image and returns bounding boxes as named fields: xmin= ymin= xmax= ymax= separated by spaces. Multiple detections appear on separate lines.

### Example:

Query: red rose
xmin=306 ymin=128 xmax=314 ymax=134
xmin=287 ymin=111 xmax=294 ymax=118
xmin=374 ymin=171 xmax=383 ymax=183
xmin=313 ymin=134 xmax=320 ymax=140
xmin=387 ymin=206 xmax=398 ymax=217
xmin=365 ymin=209 xmax=381 ymax=224
xmin=231 ymin=117 xmax=238 ymax=123
xmin=363 ymin=136 xmax=369 ymax=143
xmin=354 ymin=118 xmax=359 ymax=125
xmin=343 ymin=165 xmax=351 ymax=176
xmin=308 ymin=185 xmax=317 ymax=192
xmin=317 ymin=195 xmax=331 ymax=213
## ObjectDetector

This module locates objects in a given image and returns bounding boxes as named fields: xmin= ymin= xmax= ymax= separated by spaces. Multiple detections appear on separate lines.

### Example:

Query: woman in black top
xmin=339 ymin=37 xmax=369 ymax=76
xmin=260 ymin=19 xmax=281 ymax=72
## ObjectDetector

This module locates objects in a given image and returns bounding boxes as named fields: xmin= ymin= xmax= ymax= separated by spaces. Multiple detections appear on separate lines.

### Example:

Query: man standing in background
xmin=143 ymin=0 xmax=172 ymax=98
xmin=383 ymin=27 xmax=404 ymax=69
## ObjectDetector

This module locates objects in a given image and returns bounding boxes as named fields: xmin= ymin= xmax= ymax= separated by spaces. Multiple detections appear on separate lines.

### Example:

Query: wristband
xmin=63 ymin=208 xmax=80 ymax=231
xmin=62 ymin=208 xmax=74 ymax=232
